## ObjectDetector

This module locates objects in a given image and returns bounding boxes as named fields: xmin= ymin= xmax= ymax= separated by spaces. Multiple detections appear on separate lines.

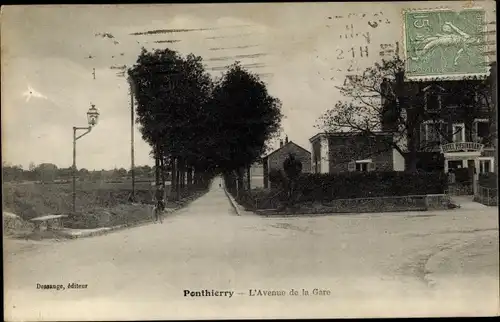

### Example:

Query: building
xmin=309 ymin=132 xmax=405 ymax=173
xmin=381 ymin=76 xmax=496 ymax=194
xmin=262 ymin=137 xmax=311 ymax=188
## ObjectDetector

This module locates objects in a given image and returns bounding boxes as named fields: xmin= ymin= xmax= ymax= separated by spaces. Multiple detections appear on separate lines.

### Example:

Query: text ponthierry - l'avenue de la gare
xmin=184 ymin=288 xmax=331 ymax=297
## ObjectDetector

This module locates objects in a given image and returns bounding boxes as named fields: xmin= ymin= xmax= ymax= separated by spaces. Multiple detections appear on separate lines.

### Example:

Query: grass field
xmin=3 ymin=179 xmax=210 ymax=233
xmin=2 ymin=180 xmax=170 ymax=221
xmin=4 ymin=180 xmax=163 ymax=190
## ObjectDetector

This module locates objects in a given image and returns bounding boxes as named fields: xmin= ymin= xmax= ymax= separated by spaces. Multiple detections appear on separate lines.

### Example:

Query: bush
xmin=236 ymin=171 xmax=447 ymax=211
xmin=236 ymin=188 xmax=286 ymax=210
xmin=268 ymin=169 xmax=287 ymax=189
xmin=294 ymin=171 xmax=447 ymax=202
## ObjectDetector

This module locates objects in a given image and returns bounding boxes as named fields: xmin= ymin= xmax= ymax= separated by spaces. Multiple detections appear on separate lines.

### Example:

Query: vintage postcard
xmin=2 ymin=1 xmax=498 ymax=320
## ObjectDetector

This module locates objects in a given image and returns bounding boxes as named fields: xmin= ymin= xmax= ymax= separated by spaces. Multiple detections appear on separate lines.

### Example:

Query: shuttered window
xmin=350 ymin=160 xmax=374 ymax=172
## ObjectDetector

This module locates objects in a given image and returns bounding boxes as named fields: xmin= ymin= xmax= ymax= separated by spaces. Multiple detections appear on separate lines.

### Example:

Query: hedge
xmin=479 ymin=173 xmax=498 ymax=189
xmin=227 ymin=171 xmax=447 ymax=210
xmin=293 ymin=171 xmax=447 ymax=202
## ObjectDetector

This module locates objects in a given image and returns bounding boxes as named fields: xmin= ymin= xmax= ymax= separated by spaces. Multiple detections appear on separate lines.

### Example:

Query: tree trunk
xmin=181 ymin=159 xmax=185 ymax=188
xmin=405 ymin=97 xmax=419 ymax=173
xmin=170 ymin=157 xmax=177 ymax=201
xmin=194 ymin=169 xmax=200 ymax=186
xmin=187 ymin=167 xmax=193 ymax=186
xmin=407 ymin=132 xmax=418 ymax=173
xmin=155 ymin=145 xmax=161 ymax=186
xmin=178 ymin=157 xmax=183 ymax=189
xmin=236 ymin=168 xmax=244 ymax=198
xmin=176 ymin=159 xmax=181 ymax=201
xmin=180 ymin=159 xmax=186 ymax=188
xmin=247 ymin=166 xmax=251 ymax=191
xmin=160 ymin=152 xmax=166 ymax=185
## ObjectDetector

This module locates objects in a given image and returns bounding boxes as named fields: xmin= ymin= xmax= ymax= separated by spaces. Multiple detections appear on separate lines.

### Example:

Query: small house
xmin=309 ymin=132 xmax=405 ymax=173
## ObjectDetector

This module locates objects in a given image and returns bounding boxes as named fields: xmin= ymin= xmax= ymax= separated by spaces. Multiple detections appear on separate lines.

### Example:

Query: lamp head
xmin=87 ymin=103 xmax=100 ymax=127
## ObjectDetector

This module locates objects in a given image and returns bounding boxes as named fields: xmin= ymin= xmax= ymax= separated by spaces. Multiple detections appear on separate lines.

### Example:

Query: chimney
xmin=280 ymin=140 xmax=283 ymax=147
xmin=285 ymin=136 xmax=288 ymax=144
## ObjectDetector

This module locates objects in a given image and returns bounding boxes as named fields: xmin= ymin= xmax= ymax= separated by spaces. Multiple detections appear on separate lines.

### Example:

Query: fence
xmin=446 ymin=183 xmax=473 ymax=196
xmin=475 ymin=186 xmax=498 ymax=206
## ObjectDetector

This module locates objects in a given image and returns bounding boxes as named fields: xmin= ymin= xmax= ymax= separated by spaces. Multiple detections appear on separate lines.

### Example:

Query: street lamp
xmin=72 ymin=103 xmax=100 ymax=213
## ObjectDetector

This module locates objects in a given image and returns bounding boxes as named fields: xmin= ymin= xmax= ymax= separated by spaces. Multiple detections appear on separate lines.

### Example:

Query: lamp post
xmin=72 ymin=103 xmax=100 ymax=213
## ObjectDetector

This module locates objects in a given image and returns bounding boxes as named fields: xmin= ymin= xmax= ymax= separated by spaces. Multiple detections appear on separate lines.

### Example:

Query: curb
xmin=57 ymin=190 xmax=210 ymax=239
xmin=423 ymin=232 xmax=498 ymax=287
xmin=223 ymin=186 xmax=242 ymax=216
xmin=423 ymin=244 xmax=456 ymax=287
xmin=58 ymin=207 xmax=181 ymax=239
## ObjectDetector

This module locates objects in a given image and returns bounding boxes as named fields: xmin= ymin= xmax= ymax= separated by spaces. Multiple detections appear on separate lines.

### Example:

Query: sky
xmin=1 ymin=1 xmax=496 ymax=170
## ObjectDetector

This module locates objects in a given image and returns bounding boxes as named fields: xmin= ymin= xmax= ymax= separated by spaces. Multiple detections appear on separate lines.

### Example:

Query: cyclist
xmin=153 ymin=183 xmax=165 ymax=222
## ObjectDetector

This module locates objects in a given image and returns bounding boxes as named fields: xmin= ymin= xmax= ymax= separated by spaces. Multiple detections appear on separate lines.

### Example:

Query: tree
xmin=138 ymin=165 xmax=153 ymax=177
xmin=26 ymin=162 xmax=37 ymax=181
xmin=210 ymin=62 xmax=283 ymax=192
xmin=36 ymin=163 xmax=58 ymax=183
xmin=317 ymin=56 xmax=493 ymax=172
xmin=283 ymin=153 xmax=303 ymax=205
xmin=116 ymin=168 xmax=127 ymax=178
xmin=57 ymin=167 xmax=73 ymax=180
xmin=78 ymin=168 xmax=90 ymax=179
xmin=128 ymin=48 xmax=214 ymax=199
xmin=2 ymin=163 xmax=24 ymax=182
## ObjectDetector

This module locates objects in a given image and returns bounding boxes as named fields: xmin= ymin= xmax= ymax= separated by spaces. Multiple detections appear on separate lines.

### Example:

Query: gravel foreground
xmin=4 ymin=181 xmax=499 ymax=320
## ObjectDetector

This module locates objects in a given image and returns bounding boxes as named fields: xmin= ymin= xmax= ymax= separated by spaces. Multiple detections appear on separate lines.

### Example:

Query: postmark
xmin=403 ymin=8 xmax=488 ymax=80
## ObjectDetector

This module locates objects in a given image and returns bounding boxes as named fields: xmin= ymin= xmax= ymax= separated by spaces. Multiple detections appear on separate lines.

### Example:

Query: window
xmin=421 ymin=121 xmax=446 ymax=146
xmin=348 ymin=160 xmax=375 ymax=172
xmin=356 ymin=163 xmax=368 ymax=172
xmin=474 ymin=119 xmax=490 ymax=144
xmin=425 ymin=93 xmax=442 ymax=111
xmin=452 ymin=123 xmax=465 ymax=143
xmin=427 ymin=123 xmax=441 ymax=143
xmin=479 ymin=158 xmax=493 ymax=174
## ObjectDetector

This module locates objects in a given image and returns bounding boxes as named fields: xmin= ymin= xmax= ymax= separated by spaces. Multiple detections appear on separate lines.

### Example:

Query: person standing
xmin=154 ymin=183 xmax=165 ymax=212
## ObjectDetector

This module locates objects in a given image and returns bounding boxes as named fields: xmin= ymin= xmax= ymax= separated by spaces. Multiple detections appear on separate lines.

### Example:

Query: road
xmin=4 ymin=180 xmax=499 ymax=320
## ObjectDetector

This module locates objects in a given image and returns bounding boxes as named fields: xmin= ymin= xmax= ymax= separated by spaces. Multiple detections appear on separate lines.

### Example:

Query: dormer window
xmin=422 ymin=84 xmax=445 ymax=112
xmin=425 ymin=92 xmax=442 ymax=111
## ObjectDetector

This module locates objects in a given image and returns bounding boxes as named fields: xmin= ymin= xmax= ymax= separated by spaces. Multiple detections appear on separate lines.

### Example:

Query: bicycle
xmin=152 ymin=201 xmax=164 ymax=224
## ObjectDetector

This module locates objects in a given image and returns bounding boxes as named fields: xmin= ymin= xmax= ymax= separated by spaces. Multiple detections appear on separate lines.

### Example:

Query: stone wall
xmin=250 ymin=194 xmax=453 ymax=215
